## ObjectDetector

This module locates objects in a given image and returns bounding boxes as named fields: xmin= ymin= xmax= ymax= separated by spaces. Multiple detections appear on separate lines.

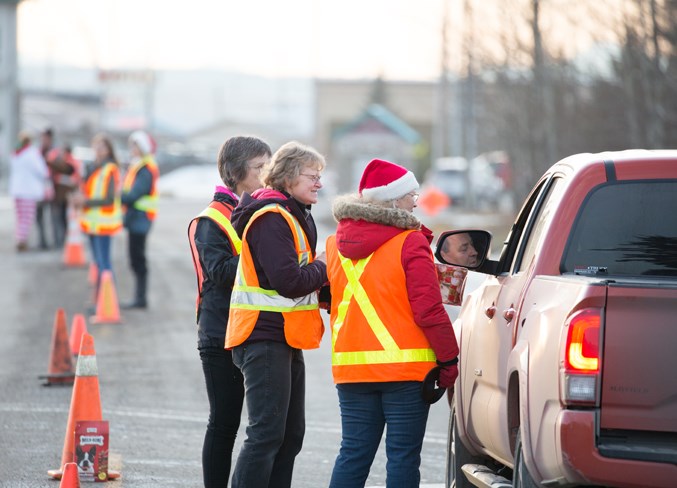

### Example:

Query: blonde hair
xmin=263 ymin=141 xmax=325 ymax=192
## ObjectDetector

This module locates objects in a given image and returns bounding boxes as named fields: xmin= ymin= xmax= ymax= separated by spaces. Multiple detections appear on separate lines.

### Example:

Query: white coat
xmin=9 ymin=145 xmax=50 ymax=200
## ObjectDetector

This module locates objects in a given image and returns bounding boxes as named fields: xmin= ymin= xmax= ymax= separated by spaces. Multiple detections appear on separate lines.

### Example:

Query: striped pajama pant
xmin=14 ymin=198 xmax=38 ymax=244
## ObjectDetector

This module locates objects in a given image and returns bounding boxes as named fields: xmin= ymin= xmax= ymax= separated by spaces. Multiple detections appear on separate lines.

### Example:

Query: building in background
xmin=0 ymin=0 xmax=20 ymax=186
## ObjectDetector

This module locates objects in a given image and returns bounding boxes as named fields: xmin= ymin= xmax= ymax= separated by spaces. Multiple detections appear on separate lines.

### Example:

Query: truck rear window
xmin=562 ymin=181 xmax=677 ymax=277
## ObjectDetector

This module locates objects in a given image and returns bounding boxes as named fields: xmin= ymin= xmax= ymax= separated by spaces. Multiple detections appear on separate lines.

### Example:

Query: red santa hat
xmin=358 ymin=158 xmax=419 ymax=201
xmin=129 ymin=130 xmax=156 ymax=155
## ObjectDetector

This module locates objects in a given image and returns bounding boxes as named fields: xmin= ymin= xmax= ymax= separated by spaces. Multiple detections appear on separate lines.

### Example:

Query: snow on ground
xmin=158 ymin=164 xmax=223 ymax=199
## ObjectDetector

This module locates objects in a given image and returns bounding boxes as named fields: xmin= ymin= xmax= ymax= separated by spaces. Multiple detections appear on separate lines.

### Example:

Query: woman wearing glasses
xmin=325 ymin=158 xmax=459 ymax=488
xmin=225 ymin=141 xmax=328 ymax=488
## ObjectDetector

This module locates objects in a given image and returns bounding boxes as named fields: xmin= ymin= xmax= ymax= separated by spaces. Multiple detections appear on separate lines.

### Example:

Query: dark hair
xmin=217 ymin=136 xmax=272 ymax=190
xmin=42 ymin=127 xmax=54 ymax=138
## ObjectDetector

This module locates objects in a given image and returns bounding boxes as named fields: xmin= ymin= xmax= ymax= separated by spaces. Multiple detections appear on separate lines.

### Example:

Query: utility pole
xmin=433 ymin=0 xmax=451 ymax=163
xmin=0 ymin=0 xmax=21 ymax=187
xmin=462 ymin=0 xmax=477 ymax=209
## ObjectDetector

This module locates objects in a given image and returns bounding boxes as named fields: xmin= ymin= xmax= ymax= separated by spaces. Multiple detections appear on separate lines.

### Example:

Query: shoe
xmin=16 ymin=242 xmax=28 ymax=253
xmin=121 ymin=301 xmax=147 ymax=310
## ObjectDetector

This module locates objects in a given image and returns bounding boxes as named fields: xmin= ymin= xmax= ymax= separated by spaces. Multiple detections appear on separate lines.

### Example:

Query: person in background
xmin=440 ymin=231 xmax=479 ymax=268
xmin=37 ymin=127 xmax=55 ymax=249
xmin=9 ymin=130 xmax=50 ymax=252
xmin=225 ymin=141 xmax=328 ymax=488
xmin=72 ymin=133 xmax=122 ymax=301
xmin=45 ymin=144 xmax=81 ymax=247
xmin=120 ymin=131 xmax=160 ymax=309
xmin=188 ymin=135 xmax=272 ymax=488
xmin=325 ymin=158 xmax=459 ymax=488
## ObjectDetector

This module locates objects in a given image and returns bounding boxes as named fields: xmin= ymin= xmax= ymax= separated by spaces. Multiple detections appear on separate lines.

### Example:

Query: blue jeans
xmin=89 ymin=234 xmax=113 ymax=293
xmin=231 ymin=341 xmax=305 ymax=488
xmin=329 ymin=381 xmax=430 ymax=488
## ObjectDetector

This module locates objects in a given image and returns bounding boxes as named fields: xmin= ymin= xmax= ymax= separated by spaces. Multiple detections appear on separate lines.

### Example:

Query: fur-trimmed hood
xmin=332 ymin=194 xmax=424 ymax=260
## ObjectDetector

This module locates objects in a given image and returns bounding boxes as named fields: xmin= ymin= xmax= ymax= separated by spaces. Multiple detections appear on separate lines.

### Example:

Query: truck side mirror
xmin=435 ymin=230 xmax=492 ymax=270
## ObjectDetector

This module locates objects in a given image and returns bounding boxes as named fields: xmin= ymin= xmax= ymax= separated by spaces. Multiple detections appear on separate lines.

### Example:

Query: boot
xmin=122 ymin=273 xmax=147 ymax=309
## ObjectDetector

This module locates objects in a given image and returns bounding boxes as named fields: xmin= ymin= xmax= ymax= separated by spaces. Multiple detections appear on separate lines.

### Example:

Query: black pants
xmin=128 ymin=231 xmax=148 ymax=276
xmin=199 ymin=346 xmax=245 ymax=488
xmin=36 ymin=201 xmax=50 ymax=248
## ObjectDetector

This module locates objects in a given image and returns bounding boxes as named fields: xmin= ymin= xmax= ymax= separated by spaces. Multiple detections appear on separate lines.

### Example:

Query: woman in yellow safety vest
xmin=225 ymin=141 xmax=328 ymax=488
xmin=325 ymin=158 xmax=459 ymax=488
xmin=187 ymin=135 xmax=271 ymax=488
xmin=73 ymin=133 xmax=122 ymax=299
xmin=120 ymin=131 xmax=160 ymax=309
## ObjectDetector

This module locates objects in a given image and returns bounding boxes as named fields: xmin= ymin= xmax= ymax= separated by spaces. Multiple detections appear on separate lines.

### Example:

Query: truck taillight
xmin=562 ymin=309 xmax=601 ymax=405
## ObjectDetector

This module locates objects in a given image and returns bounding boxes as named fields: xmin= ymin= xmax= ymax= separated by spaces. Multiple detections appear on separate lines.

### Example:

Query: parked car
xmin=426 ymin=156 xmax=504 ymax=209
xmin=437 ymin=150 xmax=677 ymax=488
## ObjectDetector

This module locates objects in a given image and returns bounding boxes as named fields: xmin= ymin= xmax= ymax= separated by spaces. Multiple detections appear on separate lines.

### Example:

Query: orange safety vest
xmin=225 ymin=204 xmax=323 ymax=350
xmin=187 ymin=200 xmax=242 ymax=319
xmin=326 ymin=231 xmax=437 ymax=384
xmin=80 ymin=162 xmax=122 ymax=236
xmin=122 ymin=155 xmax=159 ymax=220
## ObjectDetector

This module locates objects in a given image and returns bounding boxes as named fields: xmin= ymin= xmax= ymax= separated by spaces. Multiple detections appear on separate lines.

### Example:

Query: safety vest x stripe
xmin=332 ymin=253 xmax=436 ymax=366
xmin=198 ymin=206 xmax=242 ymax=254
xmin=231 ymin=204 xmax=317 ymax=313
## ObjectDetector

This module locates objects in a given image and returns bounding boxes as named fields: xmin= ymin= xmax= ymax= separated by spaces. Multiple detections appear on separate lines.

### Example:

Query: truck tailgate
xmin=600 ymin=283 xmax=677 ymax=435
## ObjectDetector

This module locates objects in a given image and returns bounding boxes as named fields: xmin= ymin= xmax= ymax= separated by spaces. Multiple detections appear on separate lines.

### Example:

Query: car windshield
xmin=562 ymin=181 xmax=677 ymax=277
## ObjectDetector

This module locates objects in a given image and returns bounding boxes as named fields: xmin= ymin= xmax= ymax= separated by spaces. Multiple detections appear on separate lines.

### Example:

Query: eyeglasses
xmin=300 ymin=173 xmax=322 ymax=184
xmin=402 ymin=191 xmax=419 ymax=202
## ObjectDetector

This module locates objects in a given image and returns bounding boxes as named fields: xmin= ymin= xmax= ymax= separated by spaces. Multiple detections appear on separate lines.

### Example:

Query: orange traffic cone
xmin=69 ymin=314 xmax=88 ymax=357
xmin=90 ymin=270 xmax=122 ymax=324
xmin=59 ymin=462 xmax=80 ymax=487
xmin=62 ymin=206 xmax=87 ymax=268
xmin=47 ymin=334 xmax=120 ymax=480
xmin=39 ymin=308 xmax=75 ymax=386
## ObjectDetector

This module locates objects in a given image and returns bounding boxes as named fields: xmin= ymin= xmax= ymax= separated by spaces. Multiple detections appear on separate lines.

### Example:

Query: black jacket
xmin=230 ymin=190 xmax=328 ymax=344
xmin=193 ymin=191 xmax=240 ymax=348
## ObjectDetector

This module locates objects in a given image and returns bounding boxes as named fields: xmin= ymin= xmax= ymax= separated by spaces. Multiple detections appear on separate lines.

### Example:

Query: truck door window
xmin=496 ymin=179 xmax=548 ymax=274
xmin=515 ymin=178 xmax=564 ymax=273
xmin=562 ymin=180 xmax=677 ymax=277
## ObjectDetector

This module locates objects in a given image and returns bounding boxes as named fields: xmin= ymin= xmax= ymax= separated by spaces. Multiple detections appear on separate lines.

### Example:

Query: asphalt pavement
xmin=0 ymin=195 xmax=454 ymax=487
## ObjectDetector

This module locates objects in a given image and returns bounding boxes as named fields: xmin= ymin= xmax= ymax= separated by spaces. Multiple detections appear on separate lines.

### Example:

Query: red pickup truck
xmin=436 ymin=151 xmax=677 ymax=488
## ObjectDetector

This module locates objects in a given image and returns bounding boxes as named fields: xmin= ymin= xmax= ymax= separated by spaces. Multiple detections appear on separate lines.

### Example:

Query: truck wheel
xmin=513 ymin=430 xmax=539 ymax=488
xmin=446 ymin=405 xmax=481 ymax=488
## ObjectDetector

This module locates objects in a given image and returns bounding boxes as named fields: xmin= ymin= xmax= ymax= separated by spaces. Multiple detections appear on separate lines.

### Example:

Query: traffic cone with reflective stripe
xmin=90 ymin=270 xmax=122 ymax=324
xmin=39 ymin=308 xmax=75 ymax=386
xmin=62 ymin=205 xmax=87 ymax=268
xmin=58 ymin=462 xmax=80 ymax=487
xmin=69 ymin=314 xmax=88 ymax=357
xmin=47 ymin=334 xmax=120 ymax=480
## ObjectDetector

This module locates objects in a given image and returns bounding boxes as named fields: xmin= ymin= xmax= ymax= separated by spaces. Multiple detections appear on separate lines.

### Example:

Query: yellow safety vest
xmin=225 ymin=203 xmax=323 ymax=350
xmin=80 ymin=162 xmax=122 ymax=236
xmin=122 ymin=155 xmax=159 ymax=220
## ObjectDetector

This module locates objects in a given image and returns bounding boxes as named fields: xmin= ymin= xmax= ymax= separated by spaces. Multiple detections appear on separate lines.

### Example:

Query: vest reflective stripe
xmin=198 ymin=206 xmax=241 ymax=254
xmin=326 ymin=232 xmax=436 ymax=383
xmin=80 ymin=163 xmax=122 ymax=236
xmin=226 ymin=203 xmax=323 ymax=350
xmin=187 ymin=200 xmax=239 ymax=320
xmin=231 ymin=284 xmax=318 ymax=311
xmin=123 ymin=156 xmax=159 ymax=219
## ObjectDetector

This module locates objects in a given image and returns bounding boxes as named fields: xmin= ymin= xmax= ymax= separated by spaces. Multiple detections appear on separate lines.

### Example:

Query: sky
xmin=17 ymin=0 xmax=459 ymax=80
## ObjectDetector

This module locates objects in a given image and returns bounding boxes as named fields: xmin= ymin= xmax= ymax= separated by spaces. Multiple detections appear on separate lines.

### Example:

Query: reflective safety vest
xmin=80 ymin=162 xmax=122 ymax=236
xmin=122 ymin=155 xmax=159 ymax=220
xmin=325 ymin=231 xmax=437 ymax=384
xmin=187 ymin=200 xmax=241 ymax=319
xmin=225 ymin=204 xmax=323 ymax=350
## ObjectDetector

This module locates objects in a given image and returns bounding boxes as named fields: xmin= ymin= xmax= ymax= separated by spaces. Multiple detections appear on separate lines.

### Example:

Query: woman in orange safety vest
xmin=73 ymin=133 xmax=122 ymax=300
xmin=325 ymin=158 xmax=459 ymax=488
xmin=187 ymin=135 xmax=271 ymax=488
xmin=225 ymin=141 xmax=328 ymax=488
